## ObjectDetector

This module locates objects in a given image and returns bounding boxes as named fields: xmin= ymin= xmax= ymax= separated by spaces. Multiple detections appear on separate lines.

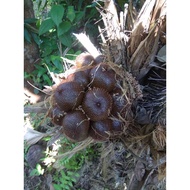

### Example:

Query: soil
xmin=24 ymin=127 xmax=166 ymax=190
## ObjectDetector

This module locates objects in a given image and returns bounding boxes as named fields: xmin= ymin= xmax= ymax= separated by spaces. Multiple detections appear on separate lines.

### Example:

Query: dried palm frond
xmin=127 ymin=0 xmax=166 ymax=80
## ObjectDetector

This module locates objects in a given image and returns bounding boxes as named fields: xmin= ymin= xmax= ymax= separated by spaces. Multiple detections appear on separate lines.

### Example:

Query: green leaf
xmin=57 ymin=21 xmax=71 ymax=36
xmin=24 ymin=28 xmax=31 ymax=43
xmin=29 ymin=169 xmax=39 ymax=177
xmin=75 ymin=50 xmax=82 ymax=56
xmin=53 ymin=184 xmax=62 ymax=190
xmin=71 ymin=177 xmax=77 ymax=183
xmin=24 ymin=72 xmax=32 ymax=78
xmin=67 ymin=171 xmax=74 ymax=176
xmin=64 ymin=185 xmax=70 ymax=190
xmin=50 ymin=5 xmax=65 ymax=26
xmin=67 ymin=6 xmax=75 ymax=22
xmin=60 ymin=170 xmax=66 ymax=177
xmin=41 ymin=47 xmax=53 ymax=57
xmin=37 ymin=70 xmax=45 ymax=78
xmin=50 ymin=55 xmax=63 ymax=71
xmin=35 ymin=64 xmax=46 ymax=71
xmin=43 ymin=74 xmax=52 ymax=86
xmin=74 ymin=173 xmax=80 ymax=178
xmin=64 ymin=175 xmax=71 ymax=181
xmin=68 ymin=181 xmax=73 ymax=187
xmin=39 ymin=18 xmax=55 ymax=35
xmin=36 ymin=19 xmax=41 ymax=28
xmin=31 ymin=33 xmax=41 ymax=45
xmin=59 ymin=32 xmax=73 ymax=47
xmin=75 ymin=11 xmax=85 ymax=22
xmin=60 ymin=178 xmax=66 ymax=185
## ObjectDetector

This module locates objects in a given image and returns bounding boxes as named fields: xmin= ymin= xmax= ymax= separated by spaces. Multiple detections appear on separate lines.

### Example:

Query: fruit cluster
xmin=48 ymin=53 xmax=131 ymax=142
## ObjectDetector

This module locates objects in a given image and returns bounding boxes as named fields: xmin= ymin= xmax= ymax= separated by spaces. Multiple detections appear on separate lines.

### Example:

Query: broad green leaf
xmin=75 ymin=50 xmax=82 ymax=56
xmin=67 ymin=6 xmax=75 ymax=22
xmin=35 ymin=64 xmax=46 ymax=71
xmin=24 ymin=28 xmax=31 ymax=43
xmin=31 ymin=33 xmax=41 ymax=45
xmin=57 ymin=21 xmax=71 ymax=36
xmin=43 ymin=74 xmax=52 ymax=86
xmin=50 ymin=5 xmax=65 ymax=26
xmin=59 ymin=33 xmax=73 ymax=47
xmin=40 ymin=37 xmax=57 ymax=57
xmin=41 ymin=47 xmax=53 ymax=57
xmin=50 ymin=55 xmax=63 ymax=71
xmin=37 ymin=70 xmax=45 ymax=78
xmin=50 ymin=55 xmax=60 ymax=62
xmin=75 ymin=11 xmax=85 ymax=22
xmin=39 ymin=18 xmax=55 ymax=35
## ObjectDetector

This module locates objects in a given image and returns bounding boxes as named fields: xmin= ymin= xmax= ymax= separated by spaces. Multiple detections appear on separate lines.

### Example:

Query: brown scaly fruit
xmin=66 ymin=70 xmax=90 ymax=89
xmin=61 ymin=110 xmax=90 ymax=142
xmin=75 ymin=52 xmax=96 ymax=75
xmin=89 ymin=63 xmax=116 ymax=92
xmin=110 ymin=118 xmax=124 ymax=136
xmin=53 ymin=81 xmax=84 ymax=112
xmin=75 ymin=52 xmax=95 ymax=68
xmin=89 ymin=119 xmax=112 ymax=141
xmin=82 ymin=88 xmax=112 ymax=121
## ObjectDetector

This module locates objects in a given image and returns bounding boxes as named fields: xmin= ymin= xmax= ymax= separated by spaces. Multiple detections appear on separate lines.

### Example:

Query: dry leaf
xmin=134 ymin=160 xmax=146 ymax=181
xmin=24 ymin=127 xmax=48 ymax=146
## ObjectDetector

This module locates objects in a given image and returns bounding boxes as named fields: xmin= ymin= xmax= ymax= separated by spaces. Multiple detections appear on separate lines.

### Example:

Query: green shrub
xmin=24 ymin=0 xmax=101 ymax=93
